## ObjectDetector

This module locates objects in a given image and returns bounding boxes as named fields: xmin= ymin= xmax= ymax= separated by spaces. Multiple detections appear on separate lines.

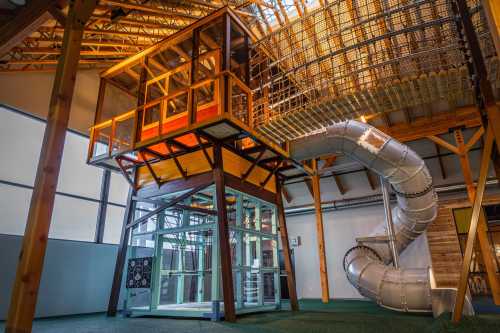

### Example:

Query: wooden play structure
xmin=87 ymin=7 xmax=303 ymax=321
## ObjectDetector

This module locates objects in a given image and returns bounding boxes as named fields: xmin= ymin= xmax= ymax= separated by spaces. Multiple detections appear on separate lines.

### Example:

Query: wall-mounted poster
xmin=126 ymin=257 xmax=153 ymax=289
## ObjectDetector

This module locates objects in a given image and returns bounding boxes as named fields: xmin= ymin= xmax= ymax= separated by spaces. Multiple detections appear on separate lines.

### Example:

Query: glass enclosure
xmin=125 ymin=185 xmax=280 ymax=318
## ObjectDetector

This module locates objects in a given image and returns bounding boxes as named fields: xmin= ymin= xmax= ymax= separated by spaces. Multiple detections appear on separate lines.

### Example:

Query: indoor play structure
xmin=85 ymin=1 xmax=496 ymax=321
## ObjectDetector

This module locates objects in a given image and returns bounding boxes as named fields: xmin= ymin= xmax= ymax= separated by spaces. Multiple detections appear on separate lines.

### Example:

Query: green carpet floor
xmin=1 ymin=299 xmax=500 ymax=333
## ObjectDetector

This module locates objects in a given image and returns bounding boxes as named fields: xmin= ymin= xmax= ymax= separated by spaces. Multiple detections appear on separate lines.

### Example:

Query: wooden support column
xmin=482 ymin=0 xmax=500 ymax=56
xmin=213 ymin=143 xmax=236 ymax=322
xmin=453 ymin=0 xmax=500 ymax=321
xmin=430 ymin=128 xmax=500 ymax=306
xmin=453 ymin=125 xmax=496 ymax=321
xmin=453 ymin=129 xmax=500 ymax=305
xmin=311 ymin=159 xmax=330 ymax=303
xmin=275 ymin=179 xmax=299 ymax=311
xmin=5 ymin=2 xmax=97 ymax=332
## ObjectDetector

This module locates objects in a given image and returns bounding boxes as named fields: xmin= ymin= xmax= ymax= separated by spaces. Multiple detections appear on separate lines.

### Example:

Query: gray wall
xmin=0 ymin=234 xmax=124 ymax=320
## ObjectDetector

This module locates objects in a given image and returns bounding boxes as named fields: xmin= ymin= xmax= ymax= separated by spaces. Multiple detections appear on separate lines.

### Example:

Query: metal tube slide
xmin=288 ymin=120 xmax=471 ymax=314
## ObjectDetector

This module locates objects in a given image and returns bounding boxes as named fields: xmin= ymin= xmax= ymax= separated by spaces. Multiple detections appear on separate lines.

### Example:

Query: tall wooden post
xmin=311 ymin=159 xmax=330 ymax=303
xmin=453 ymin=129 xmax=500 ymax=305
xmin=5 ymin=2 xmax=97 ymax=332
xmin=213 ymin=144 xmax=236 ymax=322
xmin=453 ymin=126 xmax=495 ymax=321
xmin=276 ymin=179 xmax=299 ymax=311
xmin=107 ymin=187 xmax=136 ymax=316
xmin=452 ymin=0 xmax=500 ymax=321
xmin=482 ymin=0 xmax=500 ymax=57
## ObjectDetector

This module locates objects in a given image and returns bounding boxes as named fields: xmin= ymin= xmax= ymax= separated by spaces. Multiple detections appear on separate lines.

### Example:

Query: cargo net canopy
xmin=248 ymin=0 xmax=499 ymax=143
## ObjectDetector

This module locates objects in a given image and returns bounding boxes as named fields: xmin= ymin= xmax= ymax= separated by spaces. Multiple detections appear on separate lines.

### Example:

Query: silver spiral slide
xmin=288 ymin=120 xmax=473 ymax=315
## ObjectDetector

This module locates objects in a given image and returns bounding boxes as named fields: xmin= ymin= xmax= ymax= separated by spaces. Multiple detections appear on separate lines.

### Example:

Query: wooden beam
xmin=320 ymin=155 xmax=337 ymax=172
xmin=493 ymin=149 xmax=500 ymax=186
xmin=25 ymin=37 xmax=149 ymax=48
xmin=333 ymin=174 xmax=346 ymax=195
xmin=453 ymin=124 xmax=495 ymax=321
xmin=364 ymin=168 xmax=377 ymax=190
xmin=372 ymin=106 xmax=482 ymax=142
xmin=453 ymin=128 xmax=500 ymax=305
xmin=483 ymin=0 xmax=500 ymax=55
xmin=13 ymin=47 xmax=136 ymax=56
xmin=311 ymin=159 xmax=330 ymax=303
xmin=213 ymin=144 xmax=236 ymax=322
xmin=282 ymin=185 xmax=293 ymax=204
xmin=427 ymin=135 xmax=461 ymax=155
xmin=100 ymin=0 xmax=199 ymax=20
xmin=39 ymin=25 xmax=165 ymax=40
xmin=275 ymin=179 xmax=299 ymax=311
xmin=0 ymin=0 xmax=56 ymax=57
xmin=434 ymin=143 xmax=447 ymax=180
xmin=305 ymin=178 xmax=313 ymax=198
xmin=5 ymin=1 xmax=97 ymax=332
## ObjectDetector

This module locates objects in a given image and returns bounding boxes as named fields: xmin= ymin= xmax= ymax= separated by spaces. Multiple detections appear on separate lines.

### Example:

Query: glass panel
xmin=0 ymin=106 xmax=44 ymax=185
xmin=230 ymin=19 xmax=249 ymax=84
xmin=145 ymin=79 xmax=165 ymax=104
xmin=261 ymin=205 xmax=275 ymax=234
xmin=133 ymin=202 xmax=157 ymax=234
xmin=99 ymin=81 xmax=137 ymax=124
xmin=163 ymin=91 xmax=188 ymax=134
xmin=199 ymin=18 xmax=223 ymax=56
xmin=0 ymin=183 xmax=31 ymax=236
xmin=168 ymin=65 xmax=190 ymax=93
xmin=226 ymin=191 xmax=238 ymax=227
xmin=58 ymin=132 xmax=102 ymax=199
xmin=158 ymin=229 xmax=214 ymax=307
xmin=242 ymin=269 xmax=260 ymax=306
xmin=103 ymin=205 xmax=125 ymax=244
xmin=262 ymin=238 xmax=276 ymax=268
xmin=112 ymin=112 xmax=135 ymax=154
xmin=49 ymin=194 xmax=99 ymax=242
xmin=242 ymin=196 xmax=257 ymax=230
xmin=196 ymin=51 xmax=219 ymax=82
xmin=140 ymin=102 xmax=161 ymax=141
xmin=92 ymin=123 xmax=111 ymax=159
xmin=151 ymin=32 xmax=193 ymax=72
xmin=194 ymin=80 xmax=218 ymax=123
xmin=263 ymin=272 xmax=277 ymax=304
xmin=108 ymin=172 xmax=130 ymax=204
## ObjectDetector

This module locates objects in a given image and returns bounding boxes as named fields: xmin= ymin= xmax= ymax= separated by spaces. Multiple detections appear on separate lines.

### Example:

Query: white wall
xmin=0 ymin=69 xmax=100 ymax=135
xmin=286 ymin=204 xmax=431 ymax=300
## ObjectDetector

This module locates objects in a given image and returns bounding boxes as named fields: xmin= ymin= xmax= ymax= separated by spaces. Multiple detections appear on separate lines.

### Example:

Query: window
xmin=49 ymin=195 xmax=99 ymax=242
xmin=103 ymin=205 xmax=126 ymax=244
xmin=0 ymin=106 xmax=116 ymax=243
